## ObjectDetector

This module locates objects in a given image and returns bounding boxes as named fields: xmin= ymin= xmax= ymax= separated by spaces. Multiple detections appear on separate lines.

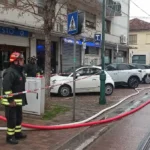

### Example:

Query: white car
xmin=105 ymin=63 xmax=143 ymax=88
xmin=50 ymin=66 xmax=115 ymax=97
xmin=132 ymin=64 xmax=150 ymax=84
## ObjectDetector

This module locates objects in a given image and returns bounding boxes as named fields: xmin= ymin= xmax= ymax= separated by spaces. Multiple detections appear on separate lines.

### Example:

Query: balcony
xmin=98 ymin=0 xmax=122 ymax=17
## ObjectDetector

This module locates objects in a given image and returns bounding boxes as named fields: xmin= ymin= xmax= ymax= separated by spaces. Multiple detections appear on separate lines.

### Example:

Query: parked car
xmin=131 ymin=63 xmax=150 ymax=84
xmin=50 ymin=66 xmax=115 ymax=97
xmin=105 ymin=63 xmax=143 ymax=88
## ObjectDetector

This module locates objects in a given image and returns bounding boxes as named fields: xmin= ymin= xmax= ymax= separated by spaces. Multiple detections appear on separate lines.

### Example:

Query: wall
xmin=129 ymin=31 xmax=150 ymax=64
xmin=81 ymin=0 xmax=130 ymax=45
xmin=110 ymin=0 xmax=129 ymax=40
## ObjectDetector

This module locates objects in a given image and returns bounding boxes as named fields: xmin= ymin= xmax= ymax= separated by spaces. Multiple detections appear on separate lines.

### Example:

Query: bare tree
xmin=0 ymin=0 xmax=69 ymax=108
xmin=0 ymin=0 xmax=102 ymax=108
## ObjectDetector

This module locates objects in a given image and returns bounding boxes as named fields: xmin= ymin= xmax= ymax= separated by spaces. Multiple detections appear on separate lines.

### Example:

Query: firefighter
xmin=24 ymin=56 xmax=42 ymax=77
xmin=1 ymin=52 xmax=27 ymax=144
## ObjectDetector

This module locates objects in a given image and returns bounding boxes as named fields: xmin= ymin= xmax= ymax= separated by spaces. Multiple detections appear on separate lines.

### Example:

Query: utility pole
xmin=99 ymin=0 xmax=106 ymax=105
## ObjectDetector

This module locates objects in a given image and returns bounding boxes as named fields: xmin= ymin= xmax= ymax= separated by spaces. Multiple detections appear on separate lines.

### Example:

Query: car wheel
xmin=105 ymin=84 xmax=113 ymax=96
xmin=128 ymin=77 xmax=139 ymax=88
xmin=59 ymin=85 xmax=71 ymax=97
xmin=144 ymin=75 xmax=150 ymax=84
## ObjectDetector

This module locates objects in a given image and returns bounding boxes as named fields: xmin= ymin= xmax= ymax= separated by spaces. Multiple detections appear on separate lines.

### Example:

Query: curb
xmin=54 ymin=91 xmax=150 ymax=150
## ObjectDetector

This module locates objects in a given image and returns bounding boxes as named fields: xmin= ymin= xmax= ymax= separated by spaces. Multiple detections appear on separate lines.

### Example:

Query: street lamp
xmin=99 ymin=0 xmax=106 ymax=105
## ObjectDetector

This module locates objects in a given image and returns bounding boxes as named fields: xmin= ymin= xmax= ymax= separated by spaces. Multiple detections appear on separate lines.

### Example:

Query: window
xmin=8 ymin=0 xmax=16 ymax=5
xmin=105 ymin=49 xmax=111 ymax=64
xmin=129 ymin=65 xmax=137 ymax=69
xmin=89 ymin=68 xmax=100 ymax=75
xmin=38 ymin=7 xmax=44 ymax=15
xmin=132 ymin=55 xmax=146 ymax=64
xmin=117 ymin=64 xmax=129 ymax=70
xmin=85 ymin=47 xmax=99 ymax=55
xmin=0 ymin=0 xmax=17 ymax=5
xmin=37 ymin=0 xmax=44 ymax=15
xmin=107 ymin=0 xmax=121 ymax=13
xmin=76 ymin=68 xmax=89 ymax=76
xmin=145 ymin=65 xmax=150 ymax=69
xmin=129 ymin=35 xmax=137 ymax=45
xmin=85 ymin=12 xmax=96 ymax=29
xmin=106 ymin=64 xmax=117 ymax=71
xmin=105 ymin=20 xmax=111 ymax=33
xmin=0 ymin=0 xmax=5 ymax=4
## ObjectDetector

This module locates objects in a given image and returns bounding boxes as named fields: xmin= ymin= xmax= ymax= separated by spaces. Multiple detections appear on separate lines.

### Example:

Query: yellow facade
xmin=129 ymin=31 xmax=150 ymax=65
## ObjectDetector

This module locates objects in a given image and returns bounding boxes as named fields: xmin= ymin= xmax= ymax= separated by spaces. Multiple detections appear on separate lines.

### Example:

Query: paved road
xmin=86 ymin=99 xmax=150 ymax=150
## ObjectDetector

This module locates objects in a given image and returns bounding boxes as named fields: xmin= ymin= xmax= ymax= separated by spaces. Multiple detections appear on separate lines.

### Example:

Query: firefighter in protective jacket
xmin=1 ymin=52 xmax=27 ymax=145
xmin=24 ymin=56 xmax=42 ymax=77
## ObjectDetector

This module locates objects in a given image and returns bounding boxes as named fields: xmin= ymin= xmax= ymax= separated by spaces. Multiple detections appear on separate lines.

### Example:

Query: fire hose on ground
xmin=0 ymin=72 xmax=150 ymax=131
xmin=0 ymin=98 xmax=150 ymax=130
xmin=0 ymin=87 xmax=150 ymax=130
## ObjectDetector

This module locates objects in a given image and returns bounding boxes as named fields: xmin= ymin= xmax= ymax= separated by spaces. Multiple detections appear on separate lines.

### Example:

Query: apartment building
xmin=0 ymin=0 xmax=130 ymax=74
xmin=129 ymin=18 xmax=150 ymax=65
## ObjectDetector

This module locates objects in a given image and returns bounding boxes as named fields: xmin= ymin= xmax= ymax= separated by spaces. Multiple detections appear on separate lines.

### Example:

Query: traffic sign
xmin=67 ymin=11 xmax=78 ymax=35
xmin=94 ymin=34 xmax=101 ymax=42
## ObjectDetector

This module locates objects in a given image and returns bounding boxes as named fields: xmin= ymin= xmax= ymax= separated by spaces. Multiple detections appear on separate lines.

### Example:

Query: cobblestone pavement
xmin=0 ymin=84 xmax=150 ymax=150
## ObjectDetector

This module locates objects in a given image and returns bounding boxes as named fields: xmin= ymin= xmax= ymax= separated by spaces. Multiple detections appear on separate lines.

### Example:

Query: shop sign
xmin=0 ymin=26 xmax=29 ymax=37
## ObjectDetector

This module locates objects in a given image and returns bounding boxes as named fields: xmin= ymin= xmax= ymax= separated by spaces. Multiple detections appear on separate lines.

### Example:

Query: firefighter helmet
xmin=10 ymin=52 xmax=24 ymax=62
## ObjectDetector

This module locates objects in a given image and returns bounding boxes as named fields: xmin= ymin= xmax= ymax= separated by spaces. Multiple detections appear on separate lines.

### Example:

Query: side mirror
xmin=76 ymin=73 xmax=80 ymax=78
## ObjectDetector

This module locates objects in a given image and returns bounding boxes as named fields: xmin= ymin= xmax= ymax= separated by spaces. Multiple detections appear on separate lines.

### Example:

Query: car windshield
xmin=62 ymin=66 xmax=81 ymax=76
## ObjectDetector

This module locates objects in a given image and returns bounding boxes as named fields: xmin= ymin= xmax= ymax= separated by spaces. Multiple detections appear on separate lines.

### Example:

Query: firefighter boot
xmin=6 ymin=136 xmax=18 ymax=145
xmin=15 ymin=132 xmax=27 ymax=140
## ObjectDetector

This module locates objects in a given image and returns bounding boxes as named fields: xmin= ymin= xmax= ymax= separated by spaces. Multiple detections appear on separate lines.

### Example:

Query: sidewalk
xmin=0 ymin=84 xmax=149 ymax=150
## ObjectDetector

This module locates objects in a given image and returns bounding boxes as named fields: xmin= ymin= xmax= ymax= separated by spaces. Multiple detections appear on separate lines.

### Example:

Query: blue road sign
xmin=67 ymin=11 xmax=78 ymax=35
xmin=94 ymin=34 xmax=101 ymax=42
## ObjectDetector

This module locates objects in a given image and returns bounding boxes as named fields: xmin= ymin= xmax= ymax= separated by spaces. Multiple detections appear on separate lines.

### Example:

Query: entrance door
xmin=36 ymin=40 xmax=57 ymax=73
xmin=0 ymin=45 xmax=26 ymax=70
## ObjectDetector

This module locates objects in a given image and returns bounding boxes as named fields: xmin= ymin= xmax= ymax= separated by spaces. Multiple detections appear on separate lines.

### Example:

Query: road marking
xmin=75 ymin=127 xmax=107 ymax=150
xmin=124 ymin=101 xmax=141 ymax=112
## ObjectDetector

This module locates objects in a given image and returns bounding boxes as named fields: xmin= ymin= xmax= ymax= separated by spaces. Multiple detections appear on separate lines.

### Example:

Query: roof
xmin=130 ymin=18 xmax=150 ymax=31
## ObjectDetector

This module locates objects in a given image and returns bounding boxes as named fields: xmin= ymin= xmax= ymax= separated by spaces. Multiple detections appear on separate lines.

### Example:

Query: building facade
xmin=0 ymin=0 xmax=130 ymax=75
xmin=129 ymin=18 xmax=150 ymax=65
xmin=60 ymin=0 xmax=130 ymax=72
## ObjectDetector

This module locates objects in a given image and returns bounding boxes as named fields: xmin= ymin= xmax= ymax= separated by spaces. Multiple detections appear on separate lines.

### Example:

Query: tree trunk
xmin=43 ymin=0 xmax=57 ymax=109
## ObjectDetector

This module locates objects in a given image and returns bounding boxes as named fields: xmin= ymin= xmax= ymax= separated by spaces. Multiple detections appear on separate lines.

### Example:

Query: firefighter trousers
xmin=5 ymin=106 xmax=22 ymax=137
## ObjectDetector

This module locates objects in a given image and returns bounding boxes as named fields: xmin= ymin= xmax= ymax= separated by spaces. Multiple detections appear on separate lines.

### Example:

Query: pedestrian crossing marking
xmin=69 ymin=16 xmax=76 ymax=31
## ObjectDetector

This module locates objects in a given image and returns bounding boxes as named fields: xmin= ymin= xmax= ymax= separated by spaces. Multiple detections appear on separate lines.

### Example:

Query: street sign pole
xmin=73 ymin=36 xmax=76 ymax=121
xmin=67 ymin=11 xmax=84 ymax=121
xmin=99 ymin=0 xmax=106 ymax=105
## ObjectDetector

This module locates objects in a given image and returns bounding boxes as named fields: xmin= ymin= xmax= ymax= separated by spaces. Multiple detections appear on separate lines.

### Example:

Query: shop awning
xmin=63 ymin=38 xmax=101 ymax=48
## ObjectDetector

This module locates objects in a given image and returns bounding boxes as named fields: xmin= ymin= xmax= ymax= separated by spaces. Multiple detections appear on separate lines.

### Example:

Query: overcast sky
xmin=130 ymin=0 xmax=150 ymax=22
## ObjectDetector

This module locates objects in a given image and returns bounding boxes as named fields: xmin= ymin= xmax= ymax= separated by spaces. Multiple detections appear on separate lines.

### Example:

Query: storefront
xmin=0 ymin=45 xmax=26 ymax=70
xmin=0 ymin=26 xmax=30 ymax=72
xmin=105 ymin=42 xmax=129 ymax=64
xmin=0 ymin=25 xmax=31 ymax=92
xmin=105 ymin=49 xmax=112 ymax=65
xmin=84 ymin=46 xmax=100 ymax=66
xmin=62 ymin=38 xmax=101 ymax=71
xmin=61 ymin=38 xmax=82 ymax=72
xmin=36 ymin=39 xmax=58 ymax=73
xmin=114 ymin=50 xmax=127 ymax=63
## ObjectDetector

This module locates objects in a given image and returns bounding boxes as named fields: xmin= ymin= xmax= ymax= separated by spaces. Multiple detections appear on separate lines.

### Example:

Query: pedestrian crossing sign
xmin=67 ymin=11 xmax=78 ymax=35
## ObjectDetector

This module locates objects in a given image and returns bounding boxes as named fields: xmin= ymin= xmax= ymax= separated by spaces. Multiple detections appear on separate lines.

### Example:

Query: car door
xmin=88 ymin=67 xmax=101 ymax=92
xmin=106 ymin=64 xmax=118 ymax=82
xmin=75 ymin=67 xmax=99 ymax=93
xmin=116 ymin=64 xmax=130 ymax=82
